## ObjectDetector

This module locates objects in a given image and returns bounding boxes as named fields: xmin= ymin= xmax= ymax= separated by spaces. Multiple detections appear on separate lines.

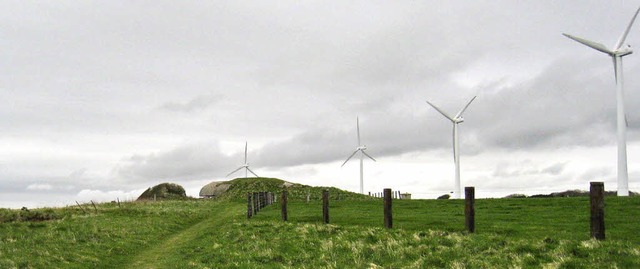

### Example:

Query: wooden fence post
xmin=281 ymin=189 xmax=288 ymax=221
xmin=75 ymin=201 xmax=87 ymax=214
xmin=465 ymin=187 xmax=475 ymax=233
xmin=323 ymin=190 xmax=329 ymax=224
xmin=90 ymin=200 xmax=98 ymax=214
xmin=384 ymin=188 xmax=392 ymax=229
xmin=590 ymin=182 xmax=605 ymax=240
xmin=259 ymin=192 xmax=264 ymax=209
xmin=247 ymin=193 xmax=253 ymax=219
xmin=253 ymin=192 xmax=258 ymax=214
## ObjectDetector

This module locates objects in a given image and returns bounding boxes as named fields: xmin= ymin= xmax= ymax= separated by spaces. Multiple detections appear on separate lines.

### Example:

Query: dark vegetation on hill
xmin=0 ymin=207 xmax=65 ymax=223
xmin=505 ymin=190 xmax=639 ymax=198
xmin=214 ymin=177 xmax=375 ymax=201
xmin=137 ymin=183 xmax=189 ymax=201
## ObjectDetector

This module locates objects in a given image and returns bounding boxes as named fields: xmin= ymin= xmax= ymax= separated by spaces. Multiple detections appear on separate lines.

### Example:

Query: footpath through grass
xmin=0 ymin=200 xmax=227 ymax=268
xmin=126 ymin=202 xmax=244 ymax=268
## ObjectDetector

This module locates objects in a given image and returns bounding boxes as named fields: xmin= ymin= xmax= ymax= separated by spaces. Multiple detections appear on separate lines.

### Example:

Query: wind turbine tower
xmin=563 ymin=6 xmax=640 ymax=196
xmin=426 ymin=96 xmax=476 ymax=199
xmin=227 ymin=142 xmax=260 ymax=178
xmin=341 ymin=117 xmax=376 ymax=194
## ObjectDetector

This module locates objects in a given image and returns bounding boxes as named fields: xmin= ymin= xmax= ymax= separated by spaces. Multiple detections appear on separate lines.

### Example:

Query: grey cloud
xmin=69 ymin=168 xmax=87 ymax=178
xmin=254 ymin=128 xmax=353 ymax=168
xmin=252 ymin=111 xmax=453 ymax=169
xmin=114 ymin=141 xmax=236 ymax=182
xmin=577 ymin=167 xmax=614 ymax=182
xmin=468 ymin=56 xmax=635 ymax=150
xmin=541 ymin=162 xmax=568 ymax=176
xmin=0 ymin=177 xmax=78 ymax=195
xmin=492 ymin=161 xmax=568 ymax=178
xmin=3 ymin=1 xmax=640 ymax=207
xmin=252 ymin=54 xmax=630 ymax=167
xmin=159 ymin=94 xmax=224 ymax=113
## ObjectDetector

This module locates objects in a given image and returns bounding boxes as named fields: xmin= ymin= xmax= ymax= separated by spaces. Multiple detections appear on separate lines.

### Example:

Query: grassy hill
xmin=1 ymin=178 xmax=639 ymax=268
xmin=214 ymin=177 xmax=374 ymax=201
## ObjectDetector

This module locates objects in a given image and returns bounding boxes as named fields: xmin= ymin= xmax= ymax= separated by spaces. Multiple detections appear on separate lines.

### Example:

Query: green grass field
xmin=1 ymin=195 xmax=639 ymax=268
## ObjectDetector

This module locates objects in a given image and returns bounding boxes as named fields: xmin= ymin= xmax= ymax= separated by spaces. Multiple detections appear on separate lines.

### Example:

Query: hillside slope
xmin=207 ymin=177 xmax=374 ymax=201
xmin=2 ymin=187 xmax=640 ymax=268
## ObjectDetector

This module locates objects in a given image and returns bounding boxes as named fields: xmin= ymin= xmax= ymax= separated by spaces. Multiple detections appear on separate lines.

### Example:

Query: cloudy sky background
xmin=3 ymin=1 xmax=640 ymax=208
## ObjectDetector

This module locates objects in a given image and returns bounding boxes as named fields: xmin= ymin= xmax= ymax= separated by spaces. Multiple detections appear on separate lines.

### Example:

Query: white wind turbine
xmin=563 ymin=6 xmax=640 ymax=196
xmin=341 ymin=117 xmax=376 ymax=194
xmin=226 ymin=142 xmax=260 ymax=178
xmin=426 ymin=96 xmax=476 ymax=199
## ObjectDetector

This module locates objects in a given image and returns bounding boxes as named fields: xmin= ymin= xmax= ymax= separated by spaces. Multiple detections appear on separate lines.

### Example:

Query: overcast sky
xmin=2 ymin=1 xmax=640 ymax=208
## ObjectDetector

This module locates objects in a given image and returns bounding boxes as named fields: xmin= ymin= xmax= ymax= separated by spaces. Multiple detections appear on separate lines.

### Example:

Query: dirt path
xmin=126 ymin=203 xmax=243 ymax=269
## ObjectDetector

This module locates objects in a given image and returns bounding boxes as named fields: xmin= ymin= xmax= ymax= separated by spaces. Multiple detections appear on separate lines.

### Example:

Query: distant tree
xmin=503 ymin=194 xmax=527 ymax=198
xmin=437 ymin=194 xmax=450 ymax=200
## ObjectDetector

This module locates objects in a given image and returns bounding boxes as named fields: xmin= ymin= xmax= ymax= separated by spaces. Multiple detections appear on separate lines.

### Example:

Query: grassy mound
xmin=137 ymin=182 xmax=188 ymax=201
xmin=216 ymin=177 xmax=373 ymax=201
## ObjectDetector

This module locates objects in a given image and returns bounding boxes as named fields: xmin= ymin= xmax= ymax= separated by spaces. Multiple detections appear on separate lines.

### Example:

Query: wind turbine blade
xmin=226 ymin=166 xmax=244 ymax=177
xmin=362 ymin=151 xmax=376 ymax=162
xmin=426 ymin=100 xmax=455 ymax=121
xmin=341 ymin=150 xmax=359 ymax=167
xmin=246 ymin=167 xmax=259 ymax=178
xmin=455 ymin=96 xmax=477 ymax=119
xmin=615 ymin=6 xmax=640 ymax=50
xmin=244 ymin=141 xmax=248 ymax=163
xmin=563 ymin=33 xmax=613 ymax=55
xmin=357 ymin=117 xmax=361 ymax=146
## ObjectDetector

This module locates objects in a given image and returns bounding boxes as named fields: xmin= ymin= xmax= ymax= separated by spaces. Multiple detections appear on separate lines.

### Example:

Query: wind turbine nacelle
xmin=357 ymin=145 xmax=367 ymax=150
xmin=616 ymin=47 xmax=633 ymax=56
xmin=455 ymin=118 xmax=464 ymax=123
